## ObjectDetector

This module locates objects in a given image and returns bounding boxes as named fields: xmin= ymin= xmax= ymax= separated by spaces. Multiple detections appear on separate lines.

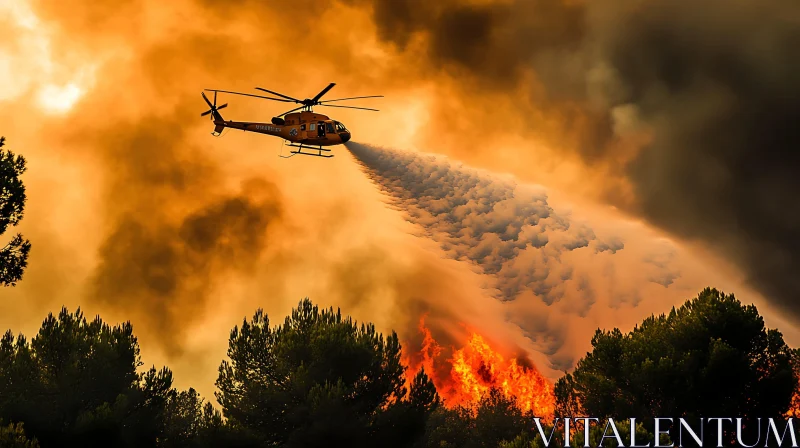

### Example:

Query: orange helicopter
xmin=200 ymin=83 xmax=381 ymax=158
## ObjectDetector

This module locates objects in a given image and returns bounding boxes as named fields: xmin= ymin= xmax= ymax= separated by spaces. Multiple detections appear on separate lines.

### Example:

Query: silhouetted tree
xmin=0 ymin=307 xmax=174 ymax=447
xmin=159 ymin=387 xmax=261 ymax=448
xmin=373 ymin=367 xmax=442 ymax=447
xmin=0 ymin=136 xmax=31 ymax=286
xmin=215 ymin=298 xmax=437 ymax=447
xmin=555 ymin=287 xmax=798 ymax=445
xmin=160 ymin=388 xmax=209 ymax=448
xmin=789 ymin=348 xmax=800 ymax=417
xmin=419 ymin=406 xmax=472 ymax=448
xmin=420 ymin=388 xmax=531 ymax=448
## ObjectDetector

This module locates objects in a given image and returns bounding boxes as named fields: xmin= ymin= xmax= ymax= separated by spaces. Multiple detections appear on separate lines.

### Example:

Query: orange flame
xmin=406 ymin=316 xmax=555 ymax=419
xmin=787 ymin=360 xmax=800 ymax=418
xmin=788 ymin=376 xmax=800 ymax=418
xmin=789 ymin=391 xmax=800 ymax=418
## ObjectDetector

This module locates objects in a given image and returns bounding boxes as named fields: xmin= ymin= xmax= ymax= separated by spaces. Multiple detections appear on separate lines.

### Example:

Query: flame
xmin=407 ymin=316 xmax=555 ymax=419
xmin=789 ymin=390 xmax=800 ymax=418
xmin=788 ymin=369 xmax=800 ymax=418
xmin=787 ymin=361 xmax=800 ymax=418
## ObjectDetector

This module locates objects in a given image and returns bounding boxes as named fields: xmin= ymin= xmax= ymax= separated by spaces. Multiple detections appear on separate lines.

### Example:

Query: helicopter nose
xmin=340 ymin=132 xmax=351 ymax=143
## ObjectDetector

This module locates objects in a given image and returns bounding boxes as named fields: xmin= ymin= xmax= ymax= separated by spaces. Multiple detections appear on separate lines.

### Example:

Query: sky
xmin=1 ymin=0 xmax=798 ymax=401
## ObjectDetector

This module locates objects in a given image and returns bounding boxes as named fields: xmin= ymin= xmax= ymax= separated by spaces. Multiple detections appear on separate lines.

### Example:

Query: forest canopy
xmin=0 ymin=289 xmax=797 ymax=447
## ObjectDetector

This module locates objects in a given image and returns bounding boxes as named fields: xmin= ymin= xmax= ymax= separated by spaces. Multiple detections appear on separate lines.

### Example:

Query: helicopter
xmin=200 ymin=82 xmax=381 ymax=158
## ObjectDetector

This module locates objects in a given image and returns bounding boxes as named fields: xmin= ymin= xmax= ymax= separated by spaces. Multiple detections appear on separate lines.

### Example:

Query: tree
xmin=215 ymin=298 xmax=436 ymax=447
xmin=0 ymin=421 xmax=39 ymax=447
xmin=555 ymin=287 xmax=798 ymax=444
xmin=0 ymin=307 xmax=174 ymax=447
xmin=419 ymin=388 xmax=531 ymax=448
xmin=0 ymin=136 xmax=31 ymax=286
xmin=160 ymin=388 xmax=208 ymax=448
xmin=159 ymin=387 xmax=261 ymax=448
xmin=789 ymin=348 xmax=800 ymax=417
xmin=372 ymin=367 xmax=442 ymax=448
xmin=419 ymin=406 xmax=472 ymax=448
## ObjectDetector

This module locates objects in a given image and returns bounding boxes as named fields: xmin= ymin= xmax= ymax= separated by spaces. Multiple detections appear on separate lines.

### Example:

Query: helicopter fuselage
xmin=212 ymin=111 xmax=351 ymax=146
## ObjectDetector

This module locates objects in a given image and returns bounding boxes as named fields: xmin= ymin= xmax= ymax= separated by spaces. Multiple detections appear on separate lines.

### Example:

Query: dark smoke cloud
xmin=347 ymin=142 xmax=675 ymax=314
xmin=92 ymin=183 xmax=282 ymax=355
xmin=606 ymin=0 xmax=800 ymax=321
xmin=89 ymin=111 xmax=283 ymax=356
xmin=363 ymin=0 xmax=585 ymax=87
xmin=357 ymin=0 xmax=800 ymax=322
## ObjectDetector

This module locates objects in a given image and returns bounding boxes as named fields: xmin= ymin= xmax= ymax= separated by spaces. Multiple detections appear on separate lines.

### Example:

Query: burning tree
xmin=789 ymin=348 xmax=800 ymax=418
xmin=407 ymin=317 xmax=555 ymax=419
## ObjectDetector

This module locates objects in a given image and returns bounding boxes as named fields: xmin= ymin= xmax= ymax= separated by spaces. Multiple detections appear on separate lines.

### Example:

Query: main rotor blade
xmin=319 ymin=104 xmax=379 ymax=112
xmin=205 ymin=89 xmax=294 ymax=103
xmin=217 ymin=104 xmax=228 ymax=110
xmin=278 ymin=105 xmax=305 ymax=116
xmin=319 ymin=95 xmax=384 ymax=103
xmin=255 ymin=87 xmax=301 ymax=102
xmin=201 ymin=110 xmax=213 ymax=117
xmin=201 ymin=92 xmax=214 ymax=108
xmin=311 ymin=83 xmax=336 ymax=103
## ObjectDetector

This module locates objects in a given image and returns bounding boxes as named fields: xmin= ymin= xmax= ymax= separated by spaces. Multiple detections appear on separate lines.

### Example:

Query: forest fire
xmin=405 ymin=316 xmax=555 ymax=419
xmin=789 ymin=389 xmax=800 ymax=418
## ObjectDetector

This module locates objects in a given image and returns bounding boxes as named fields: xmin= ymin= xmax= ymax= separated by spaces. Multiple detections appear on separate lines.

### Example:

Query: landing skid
xmin=280 ymin=143 xmax=334 ymax=158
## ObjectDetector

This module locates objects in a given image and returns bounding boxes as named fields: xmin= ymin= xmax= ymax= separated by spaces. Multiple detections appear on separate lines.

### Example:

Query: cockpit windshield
xmin=334 ymin=121 xmax=348 ymax=133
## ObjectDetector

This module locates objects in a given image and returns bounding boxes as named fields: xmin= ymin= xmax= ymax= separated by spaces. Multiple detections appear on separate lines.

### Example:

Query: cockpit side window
xmin=335 ymin=121 xmax=347 ymax=132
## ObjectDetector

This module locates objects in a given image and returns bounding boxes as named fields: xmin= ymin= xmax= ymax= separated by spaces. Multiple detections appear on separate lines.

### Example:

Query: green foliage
xmin=420 ymin=388 xmax=531 ymax=448
xmin=159 ymin=388 xmax=260 ymax=448
xmin=0 ymin=136 xmax=31 ymax=286
xmin=160 ymin=388 xmax=209 ymax=448
xmin=555 ymin=287 xmax=798 ymax=443
xmin=408 ymin=367 xmax=441 ymax=413
xmin=215 ymin=298 xmax=434 ymax=447
xmin=1 ymin=289 xmax=798 ymax=448
xmin=0 ymin=421 xmax=39 ymax=447
xmin=0 ymin=307 xmax=174 ymax=447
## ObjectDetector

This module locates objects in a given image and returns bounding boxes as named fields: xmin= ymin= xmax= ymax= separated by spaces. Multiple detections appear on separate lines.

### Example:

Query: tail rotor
xmin=201 ymin=91 xmax=227 ymax=120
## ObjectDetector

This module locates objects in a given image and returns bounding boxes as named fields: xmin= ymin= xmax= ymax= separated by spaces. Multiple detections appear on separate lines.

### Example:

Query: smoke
xmin=606 ymin=0 xmax=800 ymax=323
xmin=345 ymin=142 xmax=721 ymax=371
xmin=91 ymin=182 xmax=282 ymax=356
xmin=346 ymin=142 xmax=681 ymax=317
xmin=351 ymin=0 xmax=800 ymax=324
xmin=6 ymin=1 xmax=297 ymax=356
xmin=7 ymin=0 xmax=797 ymax=394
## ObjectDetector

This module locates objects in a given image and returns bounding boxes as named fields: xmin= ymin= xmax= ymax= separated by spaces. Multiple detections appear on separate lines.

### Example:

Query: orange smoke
xmin=406 ymin=316 xmax=555 ymax=419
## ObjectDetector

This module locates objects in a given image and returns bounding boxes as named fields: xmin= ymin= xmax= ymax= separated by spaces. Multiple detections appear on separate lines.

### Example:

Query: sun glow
xmin=1 ymin=0 xmax=94 ymax=113
xmin=37 ymin=83 xmax=83 ymax=114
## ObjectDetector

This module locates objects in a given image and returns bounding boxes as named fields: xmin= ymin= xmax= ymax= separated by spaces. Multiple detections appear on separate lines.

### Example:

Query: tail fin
xmin=201 ymin=91 xmax=228 ymax=136
xmin=211 ymin=110 xmax=225 ymax=136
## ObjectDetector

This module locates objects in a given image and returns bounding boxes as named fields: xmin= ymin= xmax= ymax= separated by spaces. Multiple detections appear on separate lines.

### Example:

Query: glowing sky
xmin=1 ymin=0 xmax=797 ymax=401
